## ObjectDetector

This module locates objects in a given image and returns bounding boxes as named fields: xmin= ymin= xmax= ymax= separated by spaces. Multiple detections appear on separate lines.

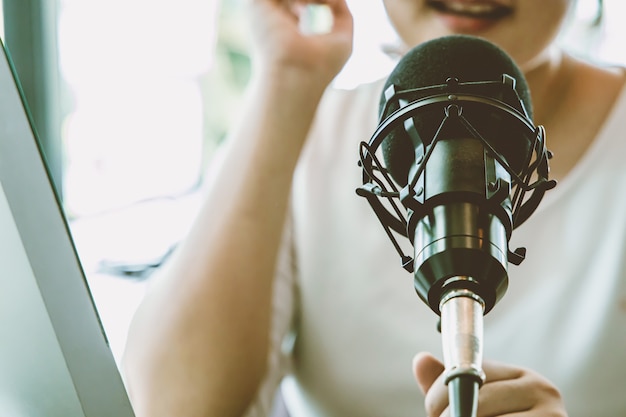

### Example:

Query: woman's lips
xmin=427 ymin=0 xmax=513 ymax=32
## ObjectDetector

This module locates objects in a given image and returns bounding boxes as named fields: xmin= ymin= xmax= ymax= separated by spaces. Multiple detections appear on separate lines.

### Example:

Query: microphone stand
xmin=440 ymin=287 xmax=486 ymax=417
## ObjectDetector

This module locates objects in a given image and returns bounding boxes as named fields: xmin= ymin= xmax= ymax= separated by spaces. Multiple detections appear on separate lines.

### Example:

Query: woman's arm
xmin=121 ymin=1 xmax=353 ymax=416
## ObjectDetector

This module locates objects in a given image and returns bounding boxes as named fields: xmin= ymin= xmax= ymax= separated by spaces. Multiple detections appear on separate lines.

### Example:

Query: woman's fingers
xmin=413 ymin=352 xmax=448 ymax=416
xmin=413 ymin=352 xmax=445 ymax=395
xmin=476 ymin=361 xmax=566 ymax=417
xmin=247 ymin=0 xmax=352 ymax=85
xmin=413 ymin=354 xmax=567 ymax=417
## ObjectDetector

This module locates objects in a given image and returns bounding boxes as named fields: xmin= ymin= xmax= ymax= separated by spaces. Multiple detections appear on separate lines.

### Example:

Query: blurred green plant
xmin=200 ymin=0 xmax=251 ymax=173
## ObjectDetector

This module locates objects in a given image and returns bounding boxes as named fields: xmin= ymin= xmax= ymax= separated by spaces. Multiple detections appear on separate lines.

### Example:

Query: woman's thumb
xmin=412 ymin=352 xmax=445 ymax=394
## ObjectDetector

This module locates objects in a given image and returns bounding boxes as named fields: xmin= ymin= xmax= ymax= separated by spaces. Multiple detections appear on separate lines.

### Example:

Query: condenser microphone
xmin=357 ymin=35 xmax=556 ymax=417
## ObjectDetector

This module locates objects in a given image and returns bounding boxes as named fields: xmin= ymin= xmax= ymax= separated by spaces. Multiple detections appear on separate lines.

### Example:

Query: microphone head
xmin=379 ymin=35 xmax=533 ymax=186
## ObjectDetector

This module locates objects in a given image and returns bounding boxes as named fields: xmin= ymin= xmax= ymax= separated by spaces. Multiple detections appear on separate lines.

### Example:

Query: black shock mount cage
xmin=356 ymin=75 xmax=557 ymax=274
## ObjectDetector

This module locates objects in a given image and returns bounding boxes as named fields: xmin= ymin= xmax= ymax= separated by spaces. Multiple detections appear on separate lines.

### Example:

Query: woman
xmin=122 ymin=1 xmax=626 ymax=416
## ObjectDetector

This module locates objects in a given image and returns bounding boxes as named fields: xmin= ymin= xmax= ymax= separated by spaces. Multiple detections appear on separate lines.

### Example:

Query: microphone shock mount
xmin=356 ymin=75 xmax=556 ymax=417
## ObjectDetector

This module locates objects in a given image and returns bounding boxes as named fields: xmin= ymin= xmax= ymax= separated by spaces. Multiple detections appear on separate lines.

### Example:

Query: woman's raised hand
xmin=248 ymin=0 xmax=353 ymax=87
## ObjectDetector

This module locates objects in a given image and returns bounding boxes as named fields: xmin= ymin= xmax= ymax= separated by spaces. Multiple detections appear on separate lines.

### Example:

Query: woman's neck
xmin=522 ymin=47 xmax=573 ymax=128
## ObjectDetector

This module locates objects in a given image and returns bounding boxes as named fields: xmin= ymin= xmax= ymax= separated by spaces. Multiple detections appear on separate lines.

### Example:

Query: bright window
xmin=59 ymin=0 xmax=219 ymax=216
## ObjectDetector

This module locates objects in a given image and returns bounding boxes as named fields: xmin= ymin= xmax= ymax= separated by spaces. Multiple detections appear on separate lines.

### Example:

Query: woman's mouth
xmin=427 ymin=0 xmax=513 ymax=32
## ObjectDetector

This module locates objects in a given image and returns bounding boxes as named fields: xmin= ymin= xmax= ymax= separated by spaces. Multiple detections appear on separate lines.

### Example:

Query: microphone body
xmin=357 ymin=35 xmax=555 ymax=417
xmin=411 ymin=132 xmax=510 ymax=313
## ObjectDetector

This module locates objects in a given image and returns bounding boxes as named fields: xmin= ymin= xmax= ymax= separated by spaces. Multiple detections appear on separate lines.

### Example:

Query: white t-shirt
xmin=246 ymin=75 xmax=626 ymax=417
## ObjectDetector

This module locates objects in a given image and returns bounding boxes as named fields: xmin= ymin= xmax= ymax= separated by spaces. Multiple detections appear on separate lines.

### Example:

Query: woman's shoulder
xmin=568 ymin=56 xmax=626 ymax=139
xmin=540 ymin=55 xmax=626 ymax=180
xmin=574 ymin=56 xmax=626 ymax=97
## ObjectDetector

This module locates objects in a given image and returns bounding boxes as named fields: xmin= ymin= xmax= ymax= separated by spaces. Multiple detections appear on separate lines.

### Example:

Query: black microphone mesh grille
xmin=379 ymin=35 xmax=533 ymax=186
